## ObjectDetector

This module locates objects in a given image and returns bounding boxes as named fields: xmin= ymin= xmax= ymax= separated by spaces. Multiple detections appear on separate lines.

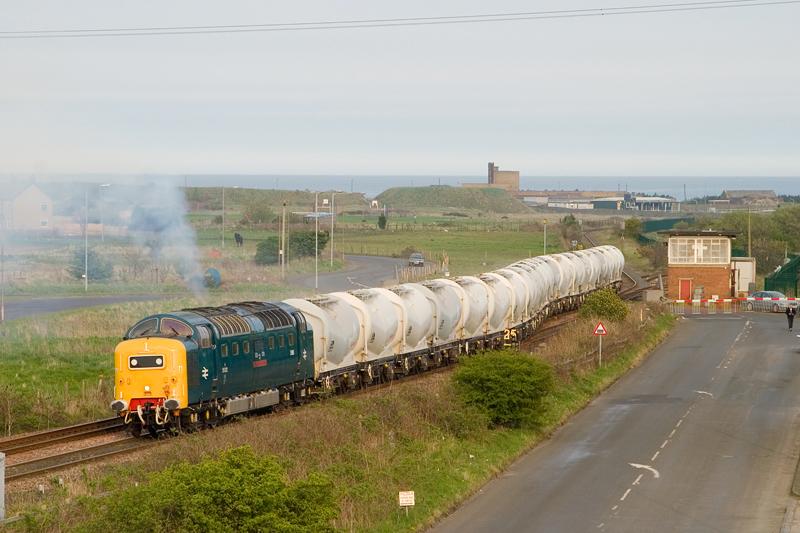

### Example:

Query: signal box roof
xmin=657 ymin=230 xmax=738 ymax=238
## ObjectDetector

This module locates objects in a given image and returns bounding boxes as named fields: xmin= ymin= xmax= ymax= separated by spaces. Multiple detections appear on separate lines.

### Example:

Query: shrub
xmin=289 ymin=230 xmax=329 ymax=258
xmin=240 ymin=201 xmax=275 ymax=226
xmin=624 ymin=217 xmax=642 ymax=239
xmin=76 ymin=446 xmax=338 ymax=533
xmin=453 ymin=350 xmax=554 ymax=428
xmin=255 ymin=236 xmax=280 ymax=265
xmin=579 ymin=288 xmax=629 ymax=322
xmin=377 ymin=213 xmax=387 ymax=230
xmin=67 ymin=247 xmax=113 ymax=281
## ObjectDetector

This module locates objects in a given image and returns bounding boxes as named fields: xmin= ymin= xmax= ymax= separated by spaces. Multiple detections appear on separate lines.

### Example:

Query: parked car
xmin=408 ymin=252 xmax=425 ymax=267
xmin=745 ymin=291 xmax=788 ymax=312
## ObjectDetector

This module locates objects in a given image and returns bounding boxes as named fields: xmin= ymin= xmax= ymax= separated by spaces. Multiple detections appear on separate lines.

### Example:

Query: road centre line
xmin=661 ymin=439 xmax=669 ymax=449
xmin=620 ymin=488 xmax=631 ymax=501
xmin=633 ymin=474 xmax=643 ymax=486
xmin=651 ymin=451 xmax=660 ymax=461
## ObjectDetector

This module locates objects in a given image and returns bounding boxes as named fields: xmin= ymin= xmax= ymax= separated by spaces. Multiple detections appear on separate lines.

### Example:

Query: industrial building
xmin=463 ymin=162 xmax=520 ymax=192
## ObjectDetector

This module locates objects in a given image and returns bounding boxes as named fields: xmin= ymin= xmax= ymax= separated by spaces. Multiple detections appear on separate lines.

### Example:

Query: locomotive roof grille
xmin=183 ymin=301 xmax=293 ymax=336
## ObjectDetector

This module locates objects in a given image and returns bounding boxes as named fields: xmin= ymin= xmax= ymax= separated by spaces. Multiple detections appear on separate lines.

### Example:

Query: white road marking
xmin=633 ymin=473 xmax=644 ymax=485
xmin=694 ymin=390 xmax=713 ymax=398
xmin=629 ymin=463 xmax=661 ymax=479
xmin=669 ymin=429 xmax=676 ymax=438
xmin=676 ymin=419 xmax=683 ymax=427
xmin=597 ymin=523 xmax=605 ymax=529
xmin=651 ymin=451 xmax=660 ymax=461
xmin=612 ymin=505 xmax=618 ymax=511
xmin=661 ymin=439 xmax=669 ymax=449
xmin=620 ymin=488 xmax=632 ymax=501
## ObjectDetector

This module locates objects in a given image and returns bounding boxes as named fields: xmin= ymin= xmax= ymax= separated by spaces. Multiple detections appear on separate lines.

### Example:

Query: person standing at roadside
xmin=787 ymin=304 xmax=797 ymax=332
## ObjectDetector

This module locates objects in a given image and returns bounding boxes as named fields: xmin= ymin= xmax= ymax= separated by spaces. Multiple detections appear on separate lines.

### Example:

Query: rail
xmin=0 ymin=418 xmax=125 ymax=456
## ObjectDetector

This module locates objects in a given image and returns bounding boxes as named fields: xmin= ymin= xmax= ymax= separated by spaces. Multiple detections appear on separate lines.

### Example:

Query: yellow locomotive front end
xmin=112 ymin=337 xmax=188 ymax=435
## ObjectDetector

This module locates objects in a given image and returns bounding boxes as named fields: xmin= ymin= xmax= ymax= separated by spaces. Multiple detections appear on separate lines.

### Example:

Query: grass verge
xmin=6 ymin=310 xmax=675 ymax=532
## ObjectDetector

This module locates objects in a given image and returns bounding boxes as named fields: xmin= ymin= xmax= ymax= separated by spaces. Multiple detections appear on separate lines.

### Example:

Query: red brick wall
xmin=667 ymin=265 xmax=733 ymax=300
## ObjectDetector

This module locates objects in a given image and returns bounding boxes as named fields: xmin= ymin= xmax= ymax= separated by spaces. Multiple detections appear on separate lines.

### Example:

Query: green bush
xmin=75 ymin=446 xmax=338 ymax=533
xmin=67 ymin=247 xmax=113 ymax=281
xmin=453 ymin=350 xmax=554 ymax=428
xmin=255 ymin=236 xmax=280 ymax=265
xmin=377 ymin=213 xmax=387 ymax=230
xmin=624 ymin=217 xmax=642 ymax=239
xmin=579 ymin=288 xmax=629 ymax=322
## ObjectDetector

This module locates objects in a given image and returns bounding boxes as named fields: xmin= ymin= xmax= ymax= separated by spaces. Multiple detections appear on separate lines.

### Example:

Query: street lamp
xmin=314 ymin=192 xmax=319 ymax=292
xmin=221 ymin=186 xmax=225 ymax=249
xmin=329 ymin=193 xmax=336 ymax=268
xmin=543 ymin=219 xmax=548 ymax=255
xmin=84 ymin=189 xmax=88 ymax=292
xmin=99 ymin=183 xmax=110 ymax=242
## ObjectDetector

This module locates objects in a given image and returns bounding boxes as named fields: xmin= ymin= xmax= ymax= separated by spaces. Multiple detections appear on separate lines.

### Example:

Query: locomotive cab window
xmin=287 ymin=332 xmax=295 ymax=346
xmin=243 ymin=341 xmax=250 ymax=354
xmin=268 ymin=337 xmax=275 ymax=350
xmin=232 ymin=342 xmax=240 ymax=356
xmin=160 ymin=318 xmax=193 ymax=338
xmin=197 ymin=326 xmax=212 ymax=349
xmin=221 ymin=344 xmax=228 ymax=357
xmin=128 ymin=318 xmax=158 ymax=339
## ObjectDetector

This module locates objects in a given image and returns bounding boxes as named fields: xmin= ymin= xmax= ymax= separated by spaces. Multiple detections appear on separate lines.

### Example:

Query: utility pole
xmin=84 ymin=189 xmax=88 ymax=292
xmin=221 ymin=186 xmax=225 ymax=249
xmin=1 ymin=240 xmax=5 ymax=323
xmin=99 ymin=183 xmax=110 ymax=242
xmin=281 ymin=202 xmax=287 ymax=280
xmin=314 ymin=192 xmax=319 ymax=292
xmin=543 ymin=219 xmax=548 ymax=255
xmin=748 ymin=207 xmax=752 ymax=257
xmin=330 ymin=192 xmax=335 ymax=268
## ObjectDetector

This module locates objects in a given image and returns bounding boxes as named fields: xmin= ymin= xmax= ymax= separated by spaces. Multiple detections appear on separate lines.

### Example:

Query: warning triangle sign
xmin=593 ymin=322 xmax=607 ymax=336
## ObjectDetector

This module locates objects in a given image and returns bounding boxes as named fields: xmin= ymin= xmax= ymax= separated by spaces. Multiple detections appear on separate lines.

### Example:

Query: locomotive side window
xmin=160 ymin=318 xmax=193 ymax=338
xmin=221 ymin=344 xmax=229 ymax=357
xmin=278 ymin=335 xmax=285 ymax=348
xmin=268 ymin=337 xmax=275 ymax=350
xmin=129 ymin=318 xmax=158 ymax=338
xmin=232 ymin=342 xmax=240 ymax=356
xmin=254 ymin=340 xmax=264 ymax=353
xmin=197 ymin=326 xmax=212 ymax=349
xmin=243 ymin=341 xmax=250 ymax=354
xmin=288 ymin=332 xmax=295 ymax=346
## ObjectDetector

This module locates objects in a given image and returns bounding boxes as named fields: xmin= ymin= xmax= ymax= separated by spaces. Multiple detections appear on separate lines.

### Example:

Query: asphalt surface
xmin=289 ymin=254 xmax=406 ymax=293
xmin=431 ymin=313 xmax=800 ymax=533
xmin=2 ymin=294 xmax=163 ymax=321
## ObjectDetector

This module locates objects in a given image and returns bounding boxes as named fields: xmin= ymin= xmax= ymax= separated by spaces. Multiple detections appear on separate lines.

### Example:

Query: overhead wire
xmin=0 ymin=0 xmax=797 ymax=39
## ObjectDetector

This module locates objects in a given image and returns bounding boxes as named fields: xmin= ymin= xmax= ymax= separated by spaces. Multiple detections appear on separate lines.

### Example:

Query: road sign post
xmin=593 ymin=321 xmax=607 ymax=367
xmin=399 ymin=490 xmax=415 ymax=517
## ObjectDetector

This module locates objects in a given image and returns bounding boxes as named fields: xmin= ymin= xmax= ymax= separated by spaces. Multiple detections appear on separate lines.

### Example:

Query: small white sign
xmin=593 ymin=322 xmax=608 ymax=336
xmin=398 ymin=491 xmax=415 ymax=507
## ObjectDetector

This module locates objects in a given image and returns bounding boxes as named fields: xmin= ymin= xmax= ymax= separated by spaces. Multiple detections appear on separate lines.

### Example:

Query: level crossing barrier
xmin=667 ymin=297 xmax=797 ymax=315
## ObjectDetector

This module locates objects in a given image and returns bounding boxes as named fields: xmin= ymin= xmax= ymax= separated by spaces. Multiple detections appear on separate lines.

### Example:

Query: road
xmin=2 ymin=294 xmax=163 ymax=322
xmin=431 ymin=313 xmax=800 ymax=533
xmin=289 ymin=254 xmax=406 ymax=293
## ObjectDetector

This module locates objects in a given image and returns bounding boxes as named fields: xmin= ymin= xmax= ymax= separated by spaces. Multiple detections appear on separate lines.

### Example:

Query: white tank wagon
xmin=282 ymin=246 xmax=624 ymax=392
xmin=390 ymin=283 xmax=438 ymax=352
xmin=454 ymin=276 xmax=495 ymax=340
xmin=478 ymin=272 xmax=515 ymax=332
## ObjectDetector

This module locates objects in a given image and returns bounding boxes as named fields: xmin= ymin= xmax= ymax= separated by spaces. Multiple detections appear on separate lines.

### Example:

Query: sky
xmin=1 ymin=1 xmax=799 ymax=177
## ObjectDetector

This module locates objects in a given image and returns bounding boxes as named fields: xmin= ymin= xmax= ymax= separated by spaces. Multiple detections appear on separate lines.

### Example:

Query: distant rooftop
xmin=658 ymin=229 xmax=738 ymax=238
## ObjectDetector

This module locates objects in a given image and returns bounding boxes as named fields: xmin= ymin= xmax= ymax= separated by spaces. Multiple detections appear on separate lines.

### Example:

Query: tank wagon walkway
xmin=431 ymin=313 xmax=800 ymax=533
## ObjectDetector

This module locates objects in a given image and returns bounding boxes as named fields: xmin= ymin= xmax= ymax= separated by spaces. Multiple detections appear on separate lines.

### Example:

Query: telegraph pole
xmin=221 ymin=186 xmax=225 ymax=249
xmin=281 ymin=201 xmax=287 ymax=280
xmin=543 ymin=219 xmax=548 ymax=254
xmin=330 ymin=192 xmax=335 ymax=268
xmin=747 ymin=207 xmax=752 ymax=257
xmin=314 ymin=192 xmax=319 ymax=293
xmin=84 ymin=189 xmax=88 ymax=292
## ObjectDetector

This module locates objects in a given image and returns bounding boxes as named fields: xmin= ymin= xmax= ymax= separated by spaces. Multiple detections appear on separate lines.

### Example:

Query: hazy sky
xmin=1 ymin=1 xmax=799 ymax=176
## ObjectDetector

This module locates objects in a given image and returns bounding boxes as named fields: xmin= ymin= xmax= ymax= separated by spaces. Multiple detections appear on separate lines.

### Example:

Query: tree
xmin=241 ymin=201 xmax=275 ymax=226
xmin=623 ymin=217 xmax=642 ymax=239
xmin=255 ymin=237 xmax=280 ymax=265
xmin=67 ymin=247 xmax=113 ymax=281
xmin=378 ymin=213 xmax=387 ymax=230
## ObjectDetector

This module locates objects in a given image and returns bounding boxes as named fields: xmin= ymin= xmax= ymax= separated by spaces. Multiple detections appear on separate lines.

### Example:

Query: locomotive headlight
xmin=155 ymin=357 xmax=163 ymax=366
xmin=144 ymin=385 xmax=151 ymax=392
xmin=130 ymin=358 xmax=138 ymax=367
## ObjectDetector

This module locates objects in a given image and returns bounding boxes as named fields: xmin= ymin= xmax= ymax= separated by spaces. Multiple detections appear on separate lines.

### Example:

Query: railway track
xmin=4 ymin=437 xmax=149 ymax=482
xmin=0 ymin=417 xmax=125 ymax=456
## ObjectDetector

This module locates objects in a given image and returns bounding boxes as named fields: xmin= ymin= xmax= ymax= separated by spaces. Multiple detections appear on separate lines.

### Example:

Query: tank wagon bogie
xmin=112 ymin=246 xmax=625 ymax=435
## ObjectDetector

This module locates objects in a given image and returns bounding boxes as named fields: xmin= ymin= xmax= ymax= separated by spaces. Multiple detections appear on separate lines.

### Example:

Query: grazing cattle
xmin=234 ymin=232 xmax=244 ymax=247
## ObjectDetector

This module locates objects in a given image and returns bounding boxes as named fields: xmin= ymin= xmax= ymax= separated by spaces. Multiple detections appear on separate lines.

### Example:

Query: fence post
xmin=1 ymin=452 xmax=5 ymax=521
